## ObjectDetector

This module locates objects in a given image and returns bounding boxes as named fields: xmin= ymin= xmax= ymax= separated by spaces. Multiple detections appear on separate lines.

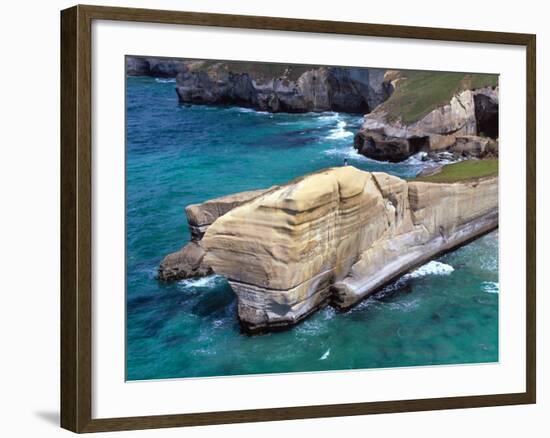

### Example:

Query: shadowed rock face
xmin=158 ymin=241 xmax=212 ymax=282
xmin=474 ymin=89 xmax=499 ymax=138
xmin=126 ymin=56 xmax=389 ymax=113
xmin=200 ymin=166 xmax=498 ymax=333
xmin=175 ymin=64 xmax=388 ymax=113
xmin=126 ymin=57 xmax=188 ymax=78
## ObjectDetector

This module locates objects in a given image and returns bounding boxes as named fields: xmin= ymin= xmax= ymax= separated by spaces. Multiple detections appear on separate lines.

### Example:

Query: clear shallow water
xmin=126 ymin=76 xmax=498 ymax=380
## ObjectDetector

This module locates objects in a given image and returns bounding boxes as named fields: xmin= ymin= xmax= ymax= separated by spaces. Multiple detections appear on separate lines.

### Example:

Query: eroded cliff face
xmin=200 ymin=166 xmax=498 ymax=332
xmin=126 ymin=56 xmax=188 ymax=78
xmin=354 ymin=70 xmax=499 ymax=162
xmin=175 ymin=63 xmax=388 ymax=113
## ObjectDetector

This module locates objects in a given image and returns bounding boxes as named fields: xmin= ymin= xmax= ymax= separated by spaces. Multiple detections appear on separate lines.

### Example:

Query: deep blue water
xmin=126 ymin=76 xmax=498 ymax=380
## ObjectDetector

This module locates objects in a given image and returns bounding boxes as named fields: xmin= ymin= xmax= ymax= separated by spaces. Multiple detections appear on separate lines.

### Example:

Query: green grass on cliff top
xmin=381 ymin=71 xmax=498 ymax=124
xmin=413 ymin=159 xmax=499 ymax=183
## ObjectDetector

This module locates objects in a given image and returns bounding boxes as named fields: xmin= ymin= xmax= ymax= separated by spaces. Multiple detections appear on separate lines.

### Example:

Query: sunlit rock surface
xmin=200 ymin=166 xmax=498 ymax=332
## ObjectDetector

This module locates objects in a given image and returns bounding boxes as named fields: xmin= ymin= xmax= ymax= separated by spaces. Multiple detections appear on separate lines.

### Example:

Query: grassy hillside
xmin=380 ymin=71 xmax=498 ymax=124
xmin=413 ymin=159 xmax=498 ymax=183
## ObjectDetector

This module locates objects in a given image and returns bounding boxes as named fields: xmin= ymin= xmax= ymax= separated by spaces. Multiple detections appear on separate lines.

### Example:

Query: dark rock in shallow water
xmin=353 ymin=129 xmax=429 ymax=162
xmin=158 ymin=241 xmax=212 ymax=282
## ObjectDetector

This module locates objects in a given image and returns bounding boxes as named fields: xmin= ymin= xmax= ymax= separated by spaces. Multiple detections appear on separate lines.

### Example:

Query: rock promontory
xmin=158 ymin=187 xmax=272 ymax=281
xmin=354 ymin=71 xmax=499 ymax=162
xmin=195 ymin=166 xmax=497 ymax=333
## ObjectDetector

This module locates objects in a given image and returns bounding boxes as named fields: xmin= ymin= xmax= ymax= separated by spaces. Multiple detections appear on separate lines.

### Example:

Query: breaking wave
xmin=178 ymin=275 xmax=225 ymax=289
xmin=404 ymin=261 xmax=455 ymax=280
xmin=327 ymin=120 xmax=354 ymax=140
xmin=482 ymin=281 xmax=499 ymax=294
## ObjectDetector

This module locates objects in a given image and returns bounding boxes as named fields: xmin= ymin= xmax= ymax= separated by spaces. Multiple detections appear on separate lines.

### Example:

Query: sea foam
xmin=404 ymin=261 xmax=455 ymax=279
xmin=327 ymin=120 xmax=354 ymax=140
xmin=482 ymin=281 xmax=499 ymax=294
xmin=178 ymin=275 xmax=224 ymax=289
xmin=154 ymin=78 xmax=176 ymax=83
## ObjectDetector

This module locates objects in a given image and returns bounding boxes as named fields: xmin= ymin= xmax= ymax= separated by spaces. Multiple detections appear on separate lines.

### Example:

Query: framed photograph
xmin=60 ymin=4 xmax=536 ymax=433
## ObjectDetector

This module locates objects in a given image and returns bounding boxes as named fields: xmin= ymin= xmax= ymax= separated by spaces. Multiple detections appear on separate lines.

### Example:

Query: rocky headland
xmin=127 ymin=56 xmax=389 ymax=113
xmin=128 ymin=57 xmax=499 ymax=160
xmin=160 ymin=165 xmax=498 ymax=333
xmin=353 ymin=70 xmax=499 ymax=162
xmin=174 ymin=61 xmax=389 ymax=113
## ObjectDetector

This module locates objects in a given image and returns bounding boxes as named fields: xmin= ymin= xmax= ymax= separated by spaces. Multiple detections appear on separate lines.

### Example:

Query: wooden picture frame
xmin=60 ymin=4 xmax=536 ymax=433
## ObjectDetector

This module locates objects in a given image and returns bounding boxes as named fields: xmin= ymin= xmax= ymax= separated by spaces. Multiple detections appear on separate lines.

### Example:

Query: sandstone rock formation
xmin=175 ymin=63 xmax=388 ymax=113
xmin=199 ymin=166 xmax=498 ymax=332
xmin=158 ymin=188 xmax=272 ymax=281
xmin=449 ymin=135 xmax=498 ymax=158
xmin=354 ymin=71 xmax=499 ymax=162
xmin=158 ymin=241 xmax=212 ymax=282
xmin=185 ymin=188 xmax=272 ymax=240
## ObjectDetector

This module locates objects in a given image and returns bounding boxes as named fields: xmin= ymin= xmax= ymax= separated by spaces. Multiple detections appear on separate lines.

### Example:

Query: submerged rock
xmin=200 ymin=166 xmax=498 ymax=333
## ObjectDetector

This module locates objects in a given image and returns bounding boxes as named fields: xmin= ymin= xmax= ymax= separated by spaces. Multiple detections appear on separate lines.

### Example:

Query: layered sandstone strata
xmin=200 ymin=166 xmax=498 ymax=332
xmin=158 ymin=188 xmax=271 ymax=281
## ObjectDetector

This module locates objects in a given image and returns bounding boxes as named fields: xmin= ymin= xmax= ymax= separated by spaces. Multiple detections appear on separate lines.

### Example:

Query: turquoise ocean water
xmin=126 ymin=76 xmax=499 ymax=380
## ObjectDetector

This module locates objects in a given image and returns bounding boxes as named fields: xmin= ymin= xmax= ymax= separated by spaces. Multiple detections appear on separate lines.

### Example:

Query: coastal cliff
xmin=126 ymin=56 xmax=388 ymax=113
xmin=174 ymin=61 xmax=388 ymax=113
xmin=127 ymin=58 xmax=499 ymax=161
xmin=354 ymin=71 xmax=499 ymax=162
xmin=126 ymin=56 xmax=187 ymax=78
xmin=188 ymin=166 xmax=499 ymax=333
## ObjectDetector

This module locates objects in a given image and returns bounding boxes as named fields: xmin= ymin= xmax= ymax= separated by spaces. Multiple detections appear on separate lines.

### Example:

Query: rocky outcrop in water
xmin=199 ymin=166 xmax=497 ymax=332
xmin=354 ymin=71 xmax=499 ymax=162
xmin=158 ymin=188 xmax=271 ymax=281
xmin=175 ymin=63 xmax=388 ymax=113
